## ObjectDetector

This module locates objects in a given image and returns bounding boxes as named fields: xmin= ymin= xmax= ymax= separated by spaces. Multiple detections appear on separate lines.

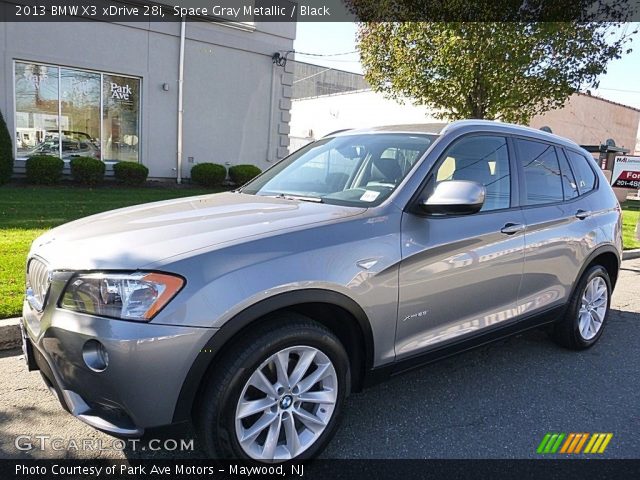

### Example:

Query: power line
xmin=295 ymin=50 xmax=358 ymax=57
xmin=596 ymin=87 xmax=640 ymax=94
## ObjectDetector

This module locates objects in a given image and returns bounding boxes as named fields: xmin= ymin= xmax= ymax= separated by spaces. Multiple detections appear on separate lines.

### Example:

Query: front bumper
xmin=22 ymin=293 xmax=214 ymax=437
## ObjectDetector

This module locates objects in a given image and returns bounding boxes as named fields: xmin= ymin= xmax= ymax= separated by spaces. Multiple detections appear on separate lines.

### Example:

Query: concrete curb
xmin=0 ymin=317 xmax=21 ymax=351
xmin=622 ymin=249 xmax=640 ymax=260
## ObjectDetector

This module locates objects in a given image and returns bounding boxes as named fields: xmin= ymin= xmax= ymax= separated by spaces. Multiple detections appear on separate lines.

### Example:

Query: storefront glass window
xmin=60 ymin=68 xmax=101 ymax=160
xmin=14 ymin=61 xmax=140 ymax=163
xmin=14 ymin=63 xmax=60 ymax=159
xmin=102 ymin=74 xmax=140 ymax=162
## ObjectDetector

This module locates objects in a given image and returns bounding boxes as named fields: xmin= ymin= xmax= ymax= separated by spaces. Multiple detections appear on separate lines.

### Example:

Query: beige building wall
xmin=530 ymin=93 xmax=640 ymax=153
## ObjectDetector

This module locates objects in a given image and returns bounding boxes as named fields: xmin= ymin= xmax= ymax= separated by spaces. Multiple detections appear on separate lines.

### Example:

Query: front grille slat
xmin=27 ymin=258 xmax=50 ymax=311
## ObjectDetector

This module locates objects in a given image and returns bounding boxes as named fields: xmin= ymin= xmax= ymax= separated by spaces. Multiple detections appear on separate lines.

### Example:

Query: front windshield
xmin=242 ymin=133 xmax=437 ymax=207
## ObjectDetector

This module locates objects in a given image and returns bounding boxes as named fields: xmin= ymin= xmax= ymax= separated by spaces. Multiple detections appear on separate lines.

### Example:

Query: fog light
xmin=82 ymin=340 xmax=109 ymax=372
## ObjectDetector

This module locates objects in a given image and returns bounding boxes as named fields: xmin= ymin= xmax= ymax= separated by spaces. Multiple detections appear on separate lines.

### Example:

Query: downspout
xmin=266 ymin=60 xmax=277 ymax=162
xmin=176 ymin=17 xmax=186 ymax=183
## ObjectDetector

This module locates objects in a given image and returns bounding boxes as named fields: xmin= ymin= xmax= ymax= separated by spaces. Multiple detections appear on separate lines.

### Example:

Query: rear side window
xmin=556 ymin=148 xmax=579 ymax=200
xmin=566 ymin=150 xmax=597 ymax=194
xmin=515 ymin=139 xmax=564 ymax=205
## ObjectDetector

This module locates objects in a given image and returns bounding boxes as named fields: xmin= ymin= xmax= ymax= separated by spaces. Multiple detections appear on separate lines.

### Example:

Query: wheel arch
xmin=172 ymin=289 xmax=374 ymax=423
xmin=572 ymin=245 xmax=621 ymax=295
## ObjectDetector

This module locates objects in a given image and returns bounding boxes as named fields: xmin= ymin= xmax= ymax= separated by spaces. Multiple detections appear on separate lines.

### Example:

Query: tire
xmin=552 ymin=265 xmax=612 ymax=350
xmin=195 ymin=313 xmax=350 ymax=462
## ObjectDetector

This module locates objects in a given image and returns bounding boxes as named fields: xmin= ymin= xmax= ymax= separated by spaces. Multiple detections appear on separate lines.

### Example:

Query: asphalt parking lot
xmin=1 ymin=258 xmax=638 ymax=460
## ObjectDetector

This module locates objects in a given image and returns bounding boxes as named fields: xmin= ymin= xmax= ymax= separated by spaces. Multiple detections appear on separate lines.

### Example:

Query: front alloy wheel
xmin=235 ymin=346 xmax=338 ymax=461
xmin=195 ymin=315 xmax=349 ymax=462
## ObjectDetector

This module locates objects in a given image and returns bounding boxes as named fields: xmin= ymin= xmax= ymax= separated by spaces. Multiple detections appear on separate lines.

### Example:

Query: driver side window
xmin=434 ymin=135 xmax=511 ymax=212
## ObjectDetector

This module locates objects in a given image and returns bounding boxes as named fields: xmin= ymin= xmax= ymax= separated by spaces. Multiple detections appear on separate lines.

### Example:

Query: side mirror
xmin=420 ymin=180 xmax=485 ymax=215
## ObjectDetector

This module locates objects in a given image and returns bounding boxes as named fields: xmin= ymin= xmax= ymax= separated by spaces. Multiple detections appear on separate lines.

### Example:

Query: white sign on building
xmin=611 ymin=156 xmax=640 ymax=189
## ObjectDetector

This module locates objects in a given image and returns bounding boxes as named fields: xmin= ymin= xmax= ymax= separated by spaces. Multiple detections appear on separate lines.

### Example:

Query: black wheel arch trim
xmin=572 ymin=244 xmax=621 ymax=293
xmin=172 ymin=288 xmax=374 ymax=423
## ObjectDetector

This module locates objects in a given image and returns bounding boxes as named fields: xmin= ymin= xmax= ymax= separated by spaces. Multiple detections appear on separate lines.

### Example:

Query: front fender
xmin=171 ymin=288 xmax=375 ymax=423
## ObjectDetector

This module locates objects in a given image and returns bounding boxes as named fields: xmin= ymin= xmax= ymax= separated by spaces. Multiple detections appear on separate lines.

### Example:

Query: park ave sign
xmin=110 ymin=82 xmax=132 ymax=101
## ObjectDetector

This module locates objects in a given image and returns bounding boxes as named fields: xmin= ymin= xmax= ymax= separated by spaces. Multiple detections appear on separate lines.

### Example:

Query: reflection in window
xmin=244 ymin=134 xmax=434 ymax=206
xmin=516 ymin=139 xmax=564 ymax=205
xmin=435 ymin=136 xmax=511 ymax=211
xmin=15 ymin=63 xmax=59 ymax=159
xmin=61 ymin=68 xmax=101 ymax=160
xmin=556 ymin=148 xmax=579 ymax=200
xmin=103 ymin=75 xmax=140 ymax=162
xmin=14 ymin=61 xmax=140 ymax=164
xmin=566 ymin=150 xmax=596 ymax=194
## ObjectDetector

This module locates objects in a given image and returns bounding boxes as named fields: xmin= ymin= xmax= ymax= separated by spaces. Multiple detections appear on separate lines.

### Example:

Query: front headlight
xmin=60 ymin=272 xmax=184 ymax=321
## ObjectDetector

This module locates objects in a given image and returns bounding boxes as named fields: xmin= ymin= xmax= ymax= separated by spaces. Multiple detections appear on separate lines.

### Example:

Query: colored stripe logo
xmin=537 ymin=433 xmax=613 ymax=454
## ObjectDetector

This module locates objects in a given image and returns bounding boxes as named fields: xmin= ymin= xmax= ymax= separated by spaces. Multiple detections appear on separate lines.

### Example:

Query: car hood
xmin=31 ymin=192 xmax=366 ymax=270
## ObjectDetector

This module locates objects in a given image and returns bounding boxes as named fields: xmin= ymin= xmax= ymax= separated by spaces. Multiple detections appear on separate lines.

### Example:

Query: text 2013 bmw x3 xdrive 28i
xmin=22 ymin=120 xmax=622 ymax=462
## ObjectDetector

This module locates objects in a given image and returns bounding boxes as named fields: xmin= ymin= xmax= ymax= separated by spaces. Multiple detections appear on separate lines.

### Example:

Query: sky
xmin=294 ymin=22 xmax=640 ymax=110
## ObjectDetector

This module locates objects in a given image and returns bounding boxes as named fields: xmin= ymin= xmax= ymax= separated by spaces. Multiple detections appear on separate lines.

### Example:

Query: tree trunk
xmin=468 ymin=64 xmax=486 ymax=119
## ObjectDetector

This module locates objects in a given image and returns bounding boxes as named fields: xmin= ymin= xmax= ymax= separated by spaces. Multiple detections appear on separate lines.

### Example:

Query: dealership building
xmin=0 ymin=6 xmax=296 ymax=180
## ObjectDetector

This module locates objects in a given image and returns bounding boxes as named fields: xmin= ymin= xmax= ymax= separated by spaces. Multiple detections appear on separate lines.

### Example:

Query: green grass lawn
xmin=621 ymin=200 xmax=640 ymax=251
xmin=0 ymin=183 xmax=218 ymax=319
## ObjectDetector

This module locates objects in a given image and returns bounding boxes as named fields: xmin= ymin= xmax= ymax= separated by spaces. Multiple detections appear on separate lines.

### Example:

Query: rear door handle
xmin=501 ymin=223 xmax=525 ymax=235
xmin=575 ymin=209 xmax=591 ymax=220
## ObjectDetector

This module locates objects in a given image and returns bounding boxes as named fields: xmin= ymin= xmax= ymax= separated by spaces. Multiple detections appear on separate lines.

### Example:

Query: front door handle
xmin=575 ymin=209 xmax=591 ymax=220
xmin=501 ymin=223 xmax=525 ymax=235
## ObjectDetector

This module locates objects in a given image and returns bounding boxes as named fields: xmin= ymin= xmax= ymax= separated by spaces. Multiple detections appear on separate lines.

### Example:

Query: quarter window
xmin=434 ymin=135 xmax=511 ymax=211
xmin=516 ymin=139 xmax=564 ymax=205
xmin=566 ymin=150 xmax=597 ymax=194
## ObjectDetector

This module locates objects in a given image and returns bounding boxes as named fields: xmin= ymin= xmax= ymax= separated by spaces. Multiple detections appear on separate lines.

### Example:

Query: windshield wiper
xmin=275 ymin=193 xmax=324 ymax=203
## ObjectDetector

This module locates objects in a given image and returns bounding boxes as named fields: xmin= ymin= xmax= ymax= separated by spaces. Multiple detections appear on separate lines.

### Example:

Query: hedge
xmin=229 ymin=164 xmax=262 ymax=185
xmin=0 ymin=109 xmax=13 ymax=185
xmin=25 ymin=155 xmax=65 ymax=185
xmin=70 ymin=156 xmax=105 ymax=186
xmin=191 ymin=163 xmax=226 ymax=188
xmin=113 ymin=161 xmax=149 ymax=185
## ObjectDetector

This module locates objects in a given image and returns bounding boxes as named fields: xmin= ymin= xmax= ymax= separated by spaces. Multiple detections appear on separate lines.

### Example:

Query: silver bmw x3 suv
xmin=22 ymin=120 xmax=622 ymax=462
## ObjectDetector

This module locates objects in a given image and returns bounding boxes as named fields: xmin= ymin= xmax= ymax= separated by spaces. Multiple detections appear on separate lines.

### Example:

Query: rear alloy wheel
xmin=577 ymin=276 xmax=608 ymax=341
xmin=552 ymin=265 xmax=612 ymax=349
xmin=235 ymin=345 xmax=338 ymax=461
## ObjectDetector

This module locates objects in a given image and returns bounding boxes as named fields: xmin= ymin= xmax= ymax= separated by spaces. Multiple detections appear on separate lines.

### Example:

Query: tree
xmin=357 ymin=22 xmax=636 ymax=123
xmin=0 ymin=109 xmax=14 ymax=185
